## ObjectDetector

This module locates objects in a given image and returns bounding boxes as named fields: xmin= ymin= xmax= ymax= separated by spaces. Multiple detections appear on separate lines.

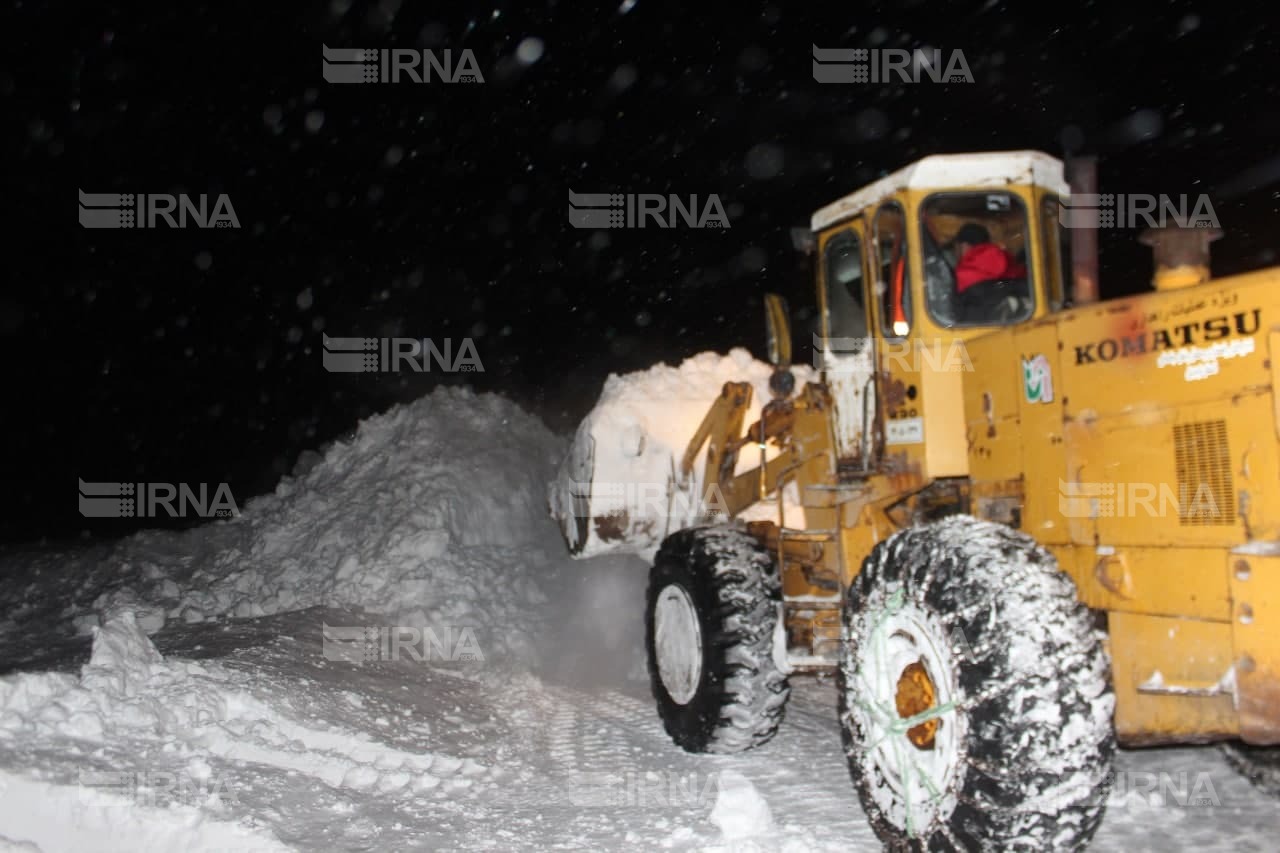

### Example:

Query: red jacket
xmin=956 ymin=244 xmax=1026 ymax=293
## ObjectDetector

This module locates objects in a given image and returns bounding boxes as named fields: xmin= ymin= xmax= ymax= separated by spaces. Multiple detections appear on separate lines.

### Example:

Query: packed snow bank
xmin=1 ymin=612 xmax=509 ymax=845
xmin=4 ymin=614 xmax=456 ymax=774
xmin=0 ymin=615 xmax=287 ymax=851
xmin=0 ymin=389 xmax=566 ymax=666
xmin=0 ymin=613 xmax=502 ymax=851
xmin=548 ymin=348 xmax=814 ymax=560
xmin=0 ymin=771 xmax=289 ymax=853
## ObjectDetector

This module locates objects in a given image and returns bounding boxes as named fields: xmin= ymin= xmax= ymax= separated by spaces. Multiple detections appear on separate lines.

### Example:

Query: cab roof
xmin=810 ymin=151 xmax=1069 ymax=232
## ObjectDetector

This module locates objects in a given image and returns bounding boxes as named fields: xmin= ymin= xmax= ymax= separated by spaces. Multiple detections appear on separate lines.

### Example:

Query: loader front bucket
xmin=547 ymin=350 xmax=807 ymax=560
xmin=548 ymin=412 xmax=706 ymax=559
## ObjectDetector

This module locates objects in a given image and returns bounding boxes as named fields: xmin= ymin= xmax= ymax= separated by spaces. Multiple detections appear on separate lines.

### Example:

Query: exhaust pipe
xmin=1067 ymin=155 xmax=1099 ymax=305
xmin=1138 ymin=226 xmax=1223 ymax=290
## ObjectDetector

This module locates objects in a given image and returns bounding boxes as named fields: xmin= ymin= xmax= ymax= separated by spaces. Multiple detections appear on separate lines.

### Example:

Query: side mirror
xmin=764 ymin=293 xmax=792 ymax=368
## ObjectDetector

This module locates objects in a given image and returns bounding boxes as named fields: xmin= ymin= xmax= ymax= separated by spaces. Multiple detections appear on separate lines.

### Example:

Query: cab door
xmin=871 ymin=201 xmax=926 ymax=457
xmin=816 ymin=220 xmax=878 ymax=474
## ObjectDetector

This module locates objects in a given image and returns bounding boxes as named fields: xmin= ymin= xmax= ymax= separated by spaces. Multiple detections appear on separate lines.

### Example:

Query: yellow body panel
xmin=920 ymin=354 xmax=969 ymax=477
xmin=1106 ymin=611 xmax=1238 ymax=744
xmin=1230 ymin=548 xmax=1280 ymax=742
xmin=1051 ymin=545 xmax=1230 ymax=621
xmin=954 ymin=265 xmax=1280 ymax=743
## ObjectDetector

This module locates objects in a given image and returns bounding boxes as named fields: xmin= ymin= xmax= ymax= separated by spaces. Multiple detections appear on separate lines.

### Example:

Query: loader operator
xmin=949 ymin=222 xmax=1028 ymax=322
xmin=951 ymin=223 xmax=1026 ymax=291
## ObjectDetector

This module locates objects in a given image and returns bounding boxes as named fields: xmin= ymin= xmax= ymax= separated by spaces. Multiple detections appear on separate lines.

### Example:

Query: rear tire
xmin=839 ymin=516 xmax=1115 ymax=850
xmin=645 ymin=526 xmax=790 ymax=753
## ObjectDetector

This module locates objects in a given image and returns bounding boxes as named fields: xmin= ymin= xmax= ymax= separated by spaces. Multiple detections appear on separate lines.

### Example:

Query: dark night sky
xmin=3 ymin=1 xmax=1279 ymax=543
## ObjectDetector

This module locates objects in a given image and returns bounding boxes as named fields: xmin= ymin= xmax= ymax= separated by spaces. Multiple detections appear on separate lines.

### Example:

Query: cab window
xmin=874 ymin=203 xmax=911 ymax=338
xmin=822 ymin=229 xmax=868 ymax=350
xmin=920 ymin=192 xmax=1033 ymax=327
xmin=1041 ymin=195 xmax=1073 ymax=310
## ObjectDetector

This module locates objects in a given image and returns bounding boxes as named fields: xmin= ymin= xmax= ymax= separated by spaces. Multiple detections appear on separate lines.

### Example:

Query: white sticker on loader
xmin=885 ymin=417 xmax=924 ymax=445
xmin=1156 ymin=337 xmax=1254 ymax=382
xmin=1022 ymin=353 xmax=1054 ymax=403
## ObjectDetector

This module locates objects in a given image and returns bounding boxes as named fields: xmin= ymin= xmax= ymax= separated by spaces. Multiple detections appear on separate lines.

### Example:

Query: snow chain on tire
xmin=839 ymin=516 xmax=1116 ymax=850
xmin=645 ymin=525 xmax=790 ymax=753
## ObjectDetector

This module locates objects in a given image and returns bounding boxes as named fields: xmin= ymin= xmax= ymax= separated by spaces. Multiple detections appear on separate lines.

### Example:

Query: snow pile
xmin=165 ymin=390 xmax=563 ymax=657
xmin=0 ymin=615 xmax=200 ymax=744
xmin=3 ymin=389 xmax=566 ymax=666
xmin=708 ymin=770 xmax=775 ymax=841
xmin=549 ymin=348 xmax=813 ymax=559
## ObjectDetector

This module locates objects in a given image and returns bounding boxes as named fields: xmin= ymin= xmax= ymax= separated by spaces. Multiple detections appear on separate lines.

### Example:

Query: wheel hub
xmin=847 ymin=597 xmax=963 ymax=832
xmin=895 ymin=660 xmax=940 ymax=749
xmin=653 ymin=584 xmax=703 ymax=705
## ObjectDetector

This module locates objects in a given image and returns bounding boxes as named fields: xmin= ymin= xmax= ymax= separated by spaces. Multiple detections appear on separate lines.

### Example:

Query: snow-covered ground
xmin=0 ymin=372 xmax=1274 ymax=851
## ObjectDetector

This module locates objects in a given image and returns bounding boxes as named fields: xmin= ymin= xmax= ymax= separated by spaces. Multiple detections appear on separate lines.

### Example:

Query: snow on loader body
xmin=553 ymin=151 xmax=1280 ymax=849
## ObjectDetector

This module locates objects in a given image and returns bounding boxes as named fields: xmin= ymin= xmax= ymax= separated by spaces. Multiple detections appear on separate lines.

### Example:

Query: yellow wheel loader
xmin=560 ymin=151 xmax=1280 ymax=849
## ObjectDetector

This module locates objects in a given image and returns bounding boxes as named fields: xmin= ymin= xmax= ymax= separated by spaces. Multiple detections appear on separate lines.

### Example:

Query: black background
xmin=4 ymin=0 xmax=1278 ymax=543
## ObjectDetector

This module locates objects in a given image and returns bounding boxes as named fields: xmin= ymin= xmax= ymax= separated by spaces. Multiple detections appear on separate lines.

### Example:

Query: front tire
xmin=839 ymin=516 xmax=1115 ymax=850
xmin=645 ymin=526 xmax=790 ymax=753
